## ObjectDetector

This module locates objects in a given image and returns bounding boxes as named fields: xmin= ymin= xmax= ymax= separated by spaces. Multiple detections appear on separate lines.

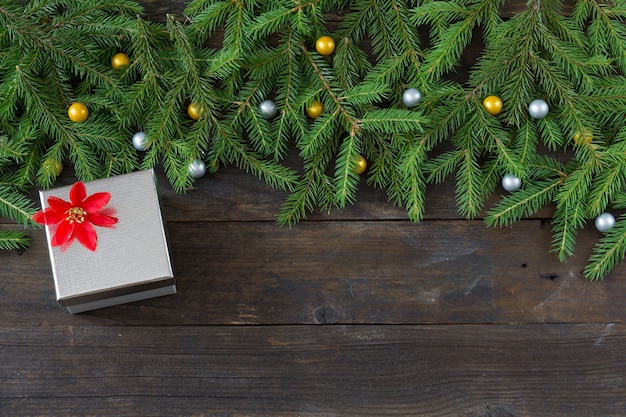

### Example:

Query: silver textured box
xmin=38 ymin=169 xmax=175 ymax=314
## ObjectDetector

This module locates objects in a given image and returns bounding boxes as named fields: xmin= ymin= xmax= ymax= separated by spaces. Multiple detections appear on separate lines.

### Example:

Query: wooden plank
xmin=11 ymin=160 xmax=554 ymax=225
xmin=158 ymin=165 xmax=558 ymax=222
xmin=2 ymin=219 xmax=623 ymax=326
xmin=1 ymin=324 xmax=624 ymax=416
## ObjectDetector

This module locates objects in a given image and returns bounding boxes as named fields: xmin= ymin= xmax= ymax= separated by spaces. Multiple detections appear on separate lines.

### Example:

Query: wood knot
xmin=314 ymin=306 xmax=339 ymax=324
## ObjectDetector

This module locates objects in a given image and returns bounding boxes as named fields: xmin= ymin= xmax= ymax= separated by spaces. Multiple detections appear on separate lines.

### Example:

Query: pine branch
xmin=398 ymin=142 xmax=428 ymax=222
xmin=359 ymin=108 xmax=427 ymax=134
xmin=425 ymin=149 xmax=463 ymax=184
xmin=0 ymin=230 xmax=30 ymax=251
xmin=333 ymin=135 xmax=362 ymax=207
xmin=456 ymin=147 xmax=484 ymax=219
xmin=585 ymin=213 xmax=626 ymax=281
xmin=485 ymin=179 xmax=561 ymax=227
xmin=586 ymin=153 xmax=626 ymax=217
xmin=0 ymin=185 xmax=37 ymax=226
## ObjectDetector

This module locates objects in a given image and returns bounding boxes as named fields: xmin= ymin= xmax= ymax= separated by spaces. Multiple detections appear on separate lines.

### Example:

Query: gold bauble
xmin=111 ymin=52 xmax=130 ymax=69
xmin=68 ymin=102 xmax=88 ymax=123
xmin=306 ymin=101 xmax=324 ymax=119
xmin=574 ymin=131 xmax=593 ymax=146
xmin=482 ymin=95 xmax=503 ymax=116
xmin=354 ymin=155 xmax=367 ymax=175
xmin=188 ymin=103 xmax=202 ymax=121
xmin=315 ymin=36 xmax=335 ymax=56
xmin=42 ymin=159 xmax=63 ymax=176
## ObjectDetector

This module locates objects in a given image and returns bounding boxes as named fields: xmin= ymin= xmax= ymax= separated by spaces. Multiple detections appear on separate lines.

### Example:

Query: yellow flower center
xmin=65 ymin=207 xmax=86 ymax=224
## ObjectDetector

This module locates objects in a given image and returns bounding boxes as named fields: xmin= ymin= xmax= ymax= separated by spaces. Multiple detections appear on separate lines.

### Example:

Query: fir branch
xmin=418 ymin=82 xmax=471 ymax=149
xmin=551 ymin=187 xmax=590 ymax=262
xmin=456 ymin=148 xmax=484 ymax=219
xmin=300 ymin=111 xmax=341 ymax=160
xmin=513 ymin=121 xmax=537 ymax=164
xmin=537 ymin=117 xmax=564 ymax=150
xmin=368 ymin=0 xmax=398 ymax=59
xmin=584 ymin=0 xmax=626 ymax=74
xmin=333 ymin=135 xmax=362 ymax=207
xmin=336 ymin=0 xmax=375 ymax=46
xmin=421 ymin=19 xmax=475 ymax=80
xmin=586 ymin=151 xmax=626 ymax=217
xmin=358 ymin=108 xmax=427 ymax=134
xmin=0 ymin=185 xmax=37 ymax=226
xmin=555 ymin=159 xmax=594 ymax=209
xmin=416 ymin=0 xmax=503 ymax=80
xmin=425 ymin=149 xmax=463 ymax=184
xmin=339 ymin=82 xmax=387 ymax=106
xmin=333 ymin=34 xmax=372 ymax=90
xmin=399 ymin=143 xmax=428 ymax=222
xmin=585 ymin=214 xmax=626 ymax=280
xmin=277 ymin=138 xmax=336 ymax=226
xmin=365 ymin=132 xmax=402 ymax=194
xmin=485 ymin=179 xmax=561 ymax=227
xmin=185 ymin=0 xmax=233 ymax=39
xmin=248 ymin=6 xmax=293 ymax=41
xmin=0 ymin=230 xmax=30 ymax=251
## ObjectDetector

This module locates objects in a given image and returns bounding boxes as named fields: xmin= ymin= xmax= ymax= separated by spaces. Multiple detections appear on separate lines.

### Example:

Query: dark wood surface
xmin=2 ymin=1 xmax=626 ymax=416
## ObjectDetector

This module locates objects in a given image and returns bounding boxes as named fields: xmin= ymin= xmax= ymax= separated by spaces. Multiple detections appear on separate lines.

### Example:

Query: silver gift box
xmin=38 ymin=169 xmax=175 ymax=314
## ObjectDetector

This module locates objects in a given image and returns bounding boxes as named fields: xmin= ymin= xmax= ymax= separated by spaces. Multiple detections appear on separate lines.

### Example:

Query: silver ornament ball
xmin=132 ymin=131 xmax=148 ymax=151
xmin=502 ymin=174 xmax=522 ymax=192
xmin=259 ymin=99 xmax=277 ymax=119
xmin=595 ymin=212 xmax=616 ymax=233
xmin=402 ymin=88 xmax=422 ymax=108
xmin=528 ymin=99 xmax=549 ymax=119
xmin=188 ymin=159 xmax=206 ymax=179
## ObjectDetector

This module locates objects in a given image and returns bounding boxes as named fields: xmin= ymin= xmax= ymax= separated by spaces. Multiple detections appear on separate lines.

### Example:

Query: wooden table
xmin=2 ymin=1 xmax=626 ymax=416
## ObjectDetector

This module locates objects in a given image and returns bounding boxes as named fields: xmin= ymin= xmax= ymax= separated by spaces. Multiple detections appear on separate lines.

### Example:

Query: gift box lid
xmin=38 ymin=169 xmax=174 ymax=309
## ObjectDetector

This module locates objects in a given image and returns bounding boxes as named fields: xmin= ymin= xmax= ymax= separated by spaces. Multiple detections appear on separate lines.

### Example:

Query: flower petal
xmin=47 ymin=196 xmax=72 ymax=213
xmin=32 ymin=209 xmax=46 ymax=225
xmin=51 ymin=220 xmax=75 ymax=247
xmin=75 ymin=222 xmax=97 ymax=251
xmin=88 ymin=212 xmax=118 ymax=227
xmin=33 ymin=207 xmax=66 ymax=225
xmin=82 ymin=192 xmax=111 ymax=213
xmin=69 ymin=182 xmax=87 ymax=204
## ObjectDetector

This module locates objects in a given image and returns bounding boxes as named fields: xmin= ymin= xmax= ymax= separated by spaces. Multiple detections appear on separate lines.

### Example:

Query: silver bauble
xmin=502 ymin=174 xmax=522 ymax=192
xmin=528 ymin=99 xmax=549 ymax=119
xmin=259 ymin=99 xmax=277 ymax=119
xmin=188 ymin=159 xmax=206 ymax=179
xmin=132 ymin=131 xmax=148 ymax=151
xmin=402 ymin=88 xmax=422 ymax=108
xmin=595 ymin=212 xmax=616 ymax=233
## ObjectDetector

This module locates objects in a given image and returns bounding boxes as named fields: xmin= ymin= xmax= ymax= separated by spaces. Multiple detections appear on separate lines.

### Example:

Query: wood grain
xmin=1 ymin=325 xmax=624 ymax=417
xmin=2 ymin=218 xmax=623 ymax=326
xmin=0 ymin=1 xmax=622 ymax=416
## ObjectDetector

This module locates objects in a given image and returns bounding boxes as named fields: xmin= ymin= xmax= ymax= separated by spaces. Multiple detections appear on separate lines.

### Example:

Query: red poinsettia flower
xmin=33 ymin=181 xmax=118 ymax=251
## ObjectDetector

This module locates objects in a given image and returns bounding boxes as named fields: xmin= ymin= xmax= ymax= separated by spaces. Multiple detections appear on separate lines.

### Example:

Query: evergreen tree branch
xmin=0 ymin=185 xmax=37 ymax=226
xmin=0 ymin=230 xmax=30 ymax=251
xmin=486 ymin=179 xmax=561 ymax=227
xmin=585 ymin=214 xmax=626 ymax=280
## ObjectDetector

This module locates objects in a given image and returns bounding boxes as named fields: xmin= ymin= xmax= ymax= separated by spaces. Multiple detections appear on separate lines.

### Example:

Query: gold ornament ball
xmin=42 ymin=159 xmax=63 ymax=176
xmin=307 ymin=100 xmax=324 ymax=119
xmin=68 ymin=102 xmax=88 ymax=123
xmin=574 ymin=130 xmax=593 ymax=145
xmin=483 ymin=95 xmax=503 ymax=116
xmin=188 ymin=103 xmax=202 ymax=120
xmin=315 ymin=36 xmax=335 ymax=56
xmin=111 ymin=52 xmax=130 ymax=69
xmin=354 ymin=155 xmax=367 ymax=175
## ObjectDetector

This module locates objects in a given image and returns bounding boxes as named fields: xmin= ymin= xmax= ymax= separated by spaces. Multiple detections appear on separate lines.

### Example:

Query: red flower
xmin=33 ymin=181 xmax=118 ymax=251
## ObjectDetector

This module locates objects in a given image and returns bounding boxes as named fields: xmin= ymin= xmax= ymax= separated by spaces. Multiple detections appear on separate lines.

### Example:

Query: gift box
xmin=36 ymin=169 xmax=175 ymax=314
